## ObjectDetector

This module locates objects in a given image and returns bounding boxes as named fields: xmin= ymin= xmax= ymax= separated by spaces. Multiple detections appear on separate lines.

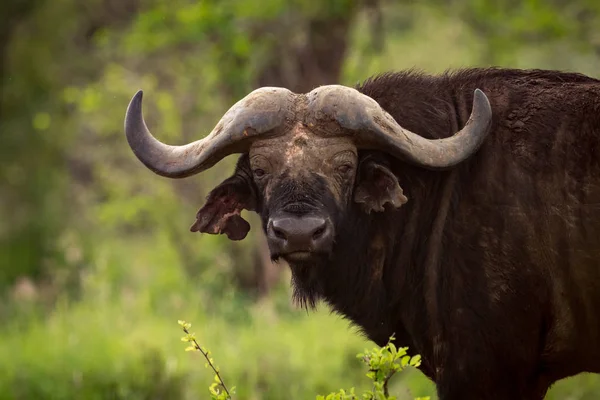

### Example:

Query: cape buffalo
xmin=124 ymin=67 xmax=600 ymax=399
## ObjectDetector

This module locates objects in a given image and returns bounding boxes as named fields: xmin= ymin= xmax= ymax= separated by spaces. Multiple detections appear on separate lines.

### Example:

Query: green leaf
xmin=33 ymin=112 xmax=51 ymax=131
xmin=401 ymin=355 xmax=411 ymax=367
xmin=410 ymin=354 xmax=422 ymax=367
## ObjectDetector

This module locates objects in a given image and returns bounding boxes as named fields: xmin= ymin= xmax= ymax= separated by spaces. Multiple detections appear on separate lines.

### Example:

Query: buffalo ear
xmin=190 ymin=171 xmax=257 ymax=241
xmin=354 ymin=160 xmax=408 ymax=213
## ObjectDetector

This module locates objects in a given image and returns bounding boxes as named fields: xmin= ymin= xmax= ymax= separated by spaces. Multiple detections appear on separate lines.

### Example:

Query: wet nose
xmin=267 ymin=215 xmax=333 ymax=253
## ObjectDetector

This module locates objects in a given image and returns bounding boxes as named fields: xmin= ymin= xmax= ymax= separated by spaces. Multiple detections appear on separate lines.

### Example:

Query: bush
xmin=178 ymin=320 xmax=430 ymax=400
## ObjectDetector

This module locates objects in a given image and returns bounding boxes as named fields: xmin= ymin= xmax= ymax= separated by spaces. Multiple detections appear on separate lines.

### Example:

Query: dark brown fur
xmin=199 ymin=68 xmax=600 ymax=399
xmin=350 ymin=68 xmax=600 ymax=399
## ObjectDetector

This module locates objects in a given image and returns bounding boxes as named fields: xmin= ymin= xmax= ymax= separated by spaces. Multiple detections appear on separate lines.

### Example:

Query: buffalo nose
xmin=267 ymin=215 xmax=333 ymax=253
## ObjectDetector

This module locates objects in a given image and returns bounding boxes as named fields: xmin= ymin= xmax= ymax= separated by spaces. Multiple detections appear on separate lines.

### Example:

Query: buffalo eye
xmin=253 ymin=168 xmax=266 ymax=178
xmin=337 ymin=164 xmax=353 ymax=174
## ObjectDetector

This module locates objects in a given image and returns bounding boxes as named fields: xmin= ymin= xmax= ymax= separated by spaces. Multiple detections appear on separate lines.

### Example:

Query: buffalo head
xmin=124 ymin=85 xmax=492 ymax=266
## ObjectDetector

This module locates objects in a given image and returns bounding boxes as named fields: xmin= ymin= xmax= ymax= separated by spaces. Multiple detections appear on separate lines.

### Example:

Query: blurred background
xmin=1 ymin=0 xmax=600 ymax=399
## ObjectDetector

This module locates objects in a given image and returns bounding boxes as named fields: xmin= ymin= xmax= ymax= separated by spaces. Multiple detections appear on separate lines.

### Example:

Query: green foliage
xmin=435 ymin=0 xmax=600 ymax=64
xmin=2 ymin=1 xmax=600 ymax=399
xmin=0 ymin=233 xmax=401 ymax=400
xmin=0 ymin=0 xmax=86 ymax=289
xmin=179 ymin=319 xmax=235 ymax=400
xmin=1 ymin=229 xmax=600 ymax=399
xmin=178 ymin=319 xmax=430 ymax=400
xmin=0 ymin=302 xmax=187 ymax=399
xmin=317 ymin=335 xmax=430 ymax=400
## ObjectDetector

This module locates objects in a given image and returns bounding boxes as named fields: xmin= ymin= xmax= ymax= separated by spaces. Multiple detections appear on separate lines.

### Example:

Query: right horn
xmin=124 ymin=87 xmax=295 ymax=178
xmin=305 ymin=85 xmax=492 ymax=169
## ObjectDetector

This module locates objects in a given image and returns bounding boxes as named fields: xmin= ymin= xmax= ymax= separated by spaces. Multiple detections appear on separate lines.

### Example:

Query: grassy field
xmin=1 ymin=231 xmax=600 ymax=399
xmin=0 ymin=233 xmax=436 ymax=400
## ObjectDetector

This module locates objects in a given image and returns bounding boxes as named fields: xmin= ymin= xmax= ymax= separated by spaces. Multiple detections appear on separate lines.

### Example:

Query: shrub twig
xmin=178 ymin=320 xmax=232 ymax=399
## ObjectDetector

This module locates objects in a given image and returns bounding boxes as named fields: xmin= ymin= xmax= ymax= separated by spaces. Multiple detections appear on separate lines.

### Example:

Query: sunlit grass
xmin=3 ymin=230 xmax=597 ymax=399
xmin=0 ymin=231 xmax=435 ymax=400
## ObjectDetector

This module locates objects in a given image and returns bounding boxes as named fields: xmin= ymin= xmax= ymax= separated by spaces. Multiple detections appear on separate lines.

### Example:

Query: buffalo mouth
xmin=271 ymin=249 xmax=330 ymax=264
xmin=283 ymin=251 xmax=313 ymax=262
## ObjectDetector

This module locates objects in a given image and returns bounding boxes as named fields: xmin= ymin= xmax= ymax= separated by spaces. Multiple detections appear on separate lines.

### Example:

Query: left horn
xmin=305 ymin=85 xmax=492 ymax=169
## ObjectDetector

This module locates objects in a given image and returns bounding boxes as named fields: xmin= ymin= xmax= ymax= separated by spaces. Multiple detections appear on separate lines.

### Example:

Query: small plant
xmin=178 ymin=320 xmax=235 ymax=400
xmin=317 ymin=334 xmax=430 ymax=400
xmin=177 ymin=320 xmax=429 ymax=400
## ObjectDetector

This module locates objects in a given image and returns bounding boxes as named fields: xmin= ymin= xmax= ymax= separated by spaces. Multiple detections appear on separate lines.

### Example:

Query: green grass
xmin=2 ymin=229 xmax=600 ymax=399
xmin=0 ymin=232 xmax=436 ymax=400
xmin=3 ymin=230 xmax=599 ymax=399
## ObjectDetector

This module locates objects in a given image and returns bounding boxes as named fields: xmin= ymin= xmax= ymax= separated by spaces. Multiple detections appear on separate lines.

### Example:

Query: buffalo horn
xmin=305 ymin=85 xmax=492 ymax=169
xmin=124 ymin=87 xmax=294 ymax=178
